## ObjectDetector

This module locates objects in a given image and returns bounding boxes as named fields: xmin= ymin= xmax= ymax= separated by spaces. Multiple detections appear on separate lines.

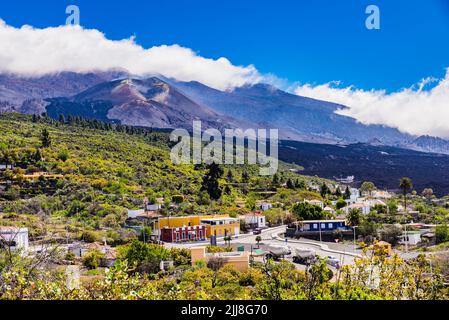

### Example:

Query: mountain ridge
xmin=2 ymin=71 xmax=449 ymax=154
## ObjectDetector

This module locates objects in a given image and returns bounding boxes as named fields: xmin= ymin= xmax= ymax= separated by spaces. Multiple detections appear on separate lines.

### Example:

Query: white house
xmin=344 ymin=202 xmax=371 ymax=215
xmin=146 ymin=203 xmax=162 ymax=211
xmin=345 ymin=188 xmax=362 ymax=205
xmin=256 ymin=202 xmax=272 ymax=212
xmin=372 ymin=190 xmax=392 ymax=199
xmin=400 ymin=231 xmax=422 ymax=245
xmin=367 ymin=199 xmax=387 ymax=207
xmin=0 ymin=227 xmax=29 ymax=252
xmin=307 ymin=182 xmax=321 ymax=192
xmin=127 ymin=209 xmax=145 ymax=219
xmin=0 ymin=164 xmax=13 ymax=170
xmin=350 ymin=188 xmax=360 ymax=197
xmin=245 ymin=213 xmax=266 ymax=229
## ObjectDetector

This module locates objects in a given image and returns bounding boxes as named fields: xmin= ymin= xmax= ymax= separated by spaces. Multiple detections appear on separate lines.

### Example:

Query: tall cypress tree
xmin=344 ymin=186 xmax=351 ymax=200
xmin=201 ymin=163 xmax=224 ymax=200
xmin=40 ymin=128 xmax=51 ymax=148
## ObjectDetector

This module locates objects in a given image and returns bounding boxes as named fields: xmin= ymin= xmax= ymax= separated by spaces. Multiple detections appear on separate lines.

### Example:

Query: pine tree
xmin=320 ymin=182 xmax=329 ymax=198
xmin=241 ymin=171 xmax=250 ymax=183
xmin=335 ymin=187 xmax=342 ymax=197
xmin=344 ymin=186 xmax=351 ymax=200
xmin=272 ymin=173 xmax=279 ymax=186
xmin=226 ymin=170 xmax=234 ymax=182
xmin=40 ymin=128 xmax=51 ymax=148
xmin=201 ymin=163 xmax=224 ymax=200
xmin=33 ymin=149 xmax=42 ymax=162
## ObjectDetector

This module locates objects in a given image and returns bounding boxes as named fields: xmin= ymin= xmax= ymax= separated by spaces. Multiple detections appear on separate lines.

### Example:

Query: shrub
xmin=81 ymin=230 xmax=101 ymax=243
xmin=292 ymin=202 xmax=329 ymax=220
xmin=358 ymin=220 xmax=379 ymax=242
xmin=65 ymin=250 xmax=76 ymax=262
xmin=206 ymin=245 xmax=233 ymax=253
xmin=436 ymin=224 xmax=449 ymax=244
xmin=336 ymin=198 xmax=347 ymax=210
xmin=57 ymin=149 xmax=69 ymax=162
xmin=119 ymin=241 xmax=170 ymax=274
xmin=139 ymin=226 xmax=152 ymax=242
xmin=83 ymin=249 xmax=104 ymax=269
xmin=170 ymin=248 xmax=191 ymax=266
xmin=379 ymin=224 xmax=403 ymax=246
xmin=207 ymin=256 xmax=225 ymax=271
xmin=172 ymin=195 xmax=184 ymax=204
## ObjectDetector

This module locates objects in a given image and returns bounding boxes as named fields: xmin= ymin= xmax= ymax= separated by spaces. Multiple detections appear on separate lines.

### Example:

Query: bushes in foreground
xmin=1 ymin=242 xmax=448 ymax=300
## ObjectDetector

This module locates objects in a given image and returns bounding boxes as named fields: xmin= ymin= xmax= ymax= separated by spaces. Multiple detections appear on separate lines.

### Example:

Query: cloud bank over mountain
xmin=1 ymin=19 xmax=449 ymax=139
xmin=293 ymin=70 xmax=449 ymax=138
xmin=0 ymin=20 xmax=261 ymax=90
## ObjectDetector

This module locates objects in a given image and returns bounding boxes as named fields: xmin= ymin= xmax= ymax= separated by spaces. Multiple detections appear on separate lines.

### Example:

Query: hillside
xmin=0 ymin=113 xmax=314 ymax=237
xmin=279 ymin=140 xmax=449 ymax=196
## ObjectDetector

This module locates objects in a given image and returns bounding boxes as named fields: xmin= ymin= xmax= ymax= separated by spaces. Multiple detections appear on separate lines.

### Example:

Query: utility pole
xmin=353 ymin=226 xmax=357 ymax=252
xmin=319 ymin=222 xmax=322 ymax=243
xmin=404 ymin=223 xmax=408 ymax=253
xmin=157 ymin=216 xmax=161 ymax=243
xmin=429 ymin=259 xmax=435 ymax=298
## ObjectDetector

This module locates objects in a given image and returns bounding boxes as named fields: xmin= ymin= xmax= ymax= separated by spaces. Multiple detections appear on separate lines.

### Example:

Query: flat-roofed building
xmin=286 ymin=219 xmax=353 ymax=240
xmin=244 ymin=212 xmax=266 ymax=229
xmin=157 ymin=214 xmax=229 ymax=229
xmin=191 ymin=246 xmax=249 ymax=272
xmin=160 ymin=225 xmax=207 ymax=243
xmin=0 ymin=164 xmax=13 ymax=170
xmin=200 ymin=217 xmax=240 ymax=238
xmin=156 ymin=215 xmax=239 ymax=241
xmin=0 ymin=227 xmax=29 ymax=252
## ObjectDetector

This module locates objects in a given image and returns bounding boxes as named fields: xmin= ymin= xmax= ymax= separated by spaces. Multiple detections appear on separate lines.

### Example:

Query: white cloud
xmin=0 ymin=20 xmax=262 ymax=90
xmin=293 ymin=69 xmax=449 ymax=139
xmin=2 ymin=20 xmax=449 ymax=139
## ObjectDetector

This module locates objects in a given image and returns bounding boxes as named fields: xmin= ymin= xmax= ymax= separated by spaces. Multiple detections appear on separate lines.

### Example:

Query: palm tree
xmin=347 ymin=208 xmax=362 ymax=227
xmin=224 ymin=235 xmax=232 ymax=247
xmin=255 ymin=236 xmax=262 ymax=248
xmin=399 ymin=177 xmax=413 ymax=212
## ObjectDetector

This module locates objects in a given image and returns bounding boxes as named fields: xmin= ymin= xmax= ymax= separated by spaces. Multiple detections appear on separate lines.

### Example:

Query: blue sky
xmin=0 ymin=0 xmax=448 ymax=92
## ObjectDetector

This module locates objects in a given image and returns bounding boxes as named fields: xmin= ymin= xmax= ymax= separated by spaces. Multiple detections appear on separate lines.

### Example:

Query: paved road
xmin=236 ymin=227 xmax=358 ymax=266
xmin=165 ymin=226 xmax=359 ymax=266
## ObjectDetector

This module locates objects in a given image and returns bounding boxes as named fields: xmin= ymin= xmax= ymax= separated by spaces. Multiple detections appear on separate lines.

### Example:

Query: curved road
xmin=234 ymin=226 xmax=359 ymax=266
xmin=166 ymin=226 xmax=360 ymax=266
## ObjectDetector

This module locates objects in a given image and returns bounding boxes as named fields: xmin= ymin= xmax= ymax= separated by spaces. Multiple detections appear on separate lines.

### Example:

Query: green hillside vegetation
xmin=1 ymin=241 xmax=447 ymax=300
xmin=2 ymin=113 xmax=449 ymax=300
xmin=0 ymin=113 xmax=326 ymax=242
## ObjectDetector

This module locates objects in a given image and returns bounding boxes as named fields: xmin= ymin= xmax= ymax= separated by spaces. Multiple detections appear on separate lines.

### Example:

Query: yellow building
xmin=157 ymin=214 xmax=228 ymax=229
xmin=157 ymin=215 xmax=240 ymax=238
xmin=191 ymin=247 xmax=249 ymax=272
xmin=200 ymin=217 xmax=240 ymax=238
